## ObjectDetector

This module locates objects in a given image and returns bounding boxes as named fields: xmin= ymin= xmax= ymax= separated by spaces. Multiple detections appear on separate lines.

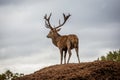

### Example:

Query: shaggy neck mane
xmin=51 ymin=33 xmax=61 ymax=47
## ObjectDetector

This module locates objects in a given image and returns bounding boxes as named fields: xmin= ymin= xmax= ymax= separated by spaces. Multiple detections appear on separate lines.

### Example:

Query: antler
xmin=44 ymin=13 xmax=53 ymax=30
xmin=55 ymin=13 xmax=71 ymax=29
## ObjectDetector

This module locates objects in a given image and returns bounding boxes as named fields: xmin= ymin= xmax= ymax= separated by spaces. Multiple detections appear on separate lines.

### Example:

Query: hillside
xmin=15 ymin=61 xmax=120 ymax=80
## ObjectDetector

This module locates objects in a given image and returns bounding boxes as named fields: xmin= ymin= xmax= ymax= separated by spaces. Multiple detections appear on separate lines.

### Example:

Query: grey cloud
xmin=0 ymin=0 xmax=25 ymax=6
xmin=65 ymin=0 xmax=120 ymax=26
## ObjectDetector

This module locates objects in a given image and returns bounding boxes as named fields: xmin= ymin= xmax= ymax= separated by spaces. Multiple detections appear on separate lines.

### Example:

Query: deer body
xmin=44 ymin=13 xmax=80 ymax=64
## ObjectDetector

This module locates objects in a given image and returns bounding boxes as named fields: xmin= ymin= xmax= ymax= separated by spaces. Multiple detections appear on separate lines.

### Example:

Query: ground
xmin=15 ymin=61 xmax=120 ymax=80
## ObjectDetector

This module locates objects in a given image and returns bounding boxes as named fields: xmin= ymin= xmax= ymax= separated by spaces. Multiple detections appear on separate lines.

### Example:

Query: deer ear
xmin=56 ymin=28 xmax=61 ymax=32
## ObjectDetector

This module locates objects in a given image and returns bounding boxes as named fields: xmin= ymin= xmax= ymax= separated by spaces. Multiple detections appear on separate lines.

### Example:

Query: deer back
xmin=56 ymin=34 xmax=78 ymax=50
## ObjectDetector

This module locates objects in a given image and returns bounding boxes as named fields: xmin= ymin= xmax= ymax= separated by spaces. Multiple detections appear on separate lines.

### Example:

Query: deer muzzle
xmin=47 ymin=35 xmax=50 ymax=38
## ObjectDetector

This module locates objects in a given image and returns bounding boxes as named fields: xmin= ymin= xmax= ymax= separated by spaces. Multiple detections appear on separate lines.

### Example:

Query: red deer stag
xmin=44 ymin=13 xmax=80 ymax=64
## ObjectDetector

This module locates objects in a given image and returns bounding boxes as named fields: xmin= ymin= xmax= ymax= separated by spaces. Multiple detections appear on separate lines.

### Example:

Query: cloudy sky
xmin=0 ymin=0 xmax=120 ymax=74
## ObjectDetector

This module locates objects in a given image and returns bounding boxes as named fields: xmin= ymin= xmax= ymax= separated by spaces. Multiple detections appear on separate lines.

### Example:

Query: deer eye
xmin=50 ymin=31 xmax=53 ymax=34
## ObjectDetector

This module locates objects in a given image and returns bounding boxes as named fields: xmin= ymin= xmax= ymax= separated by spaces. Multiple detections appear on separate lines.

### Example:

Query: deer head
xmin=44 ymin=13 xmax=71 ymax=38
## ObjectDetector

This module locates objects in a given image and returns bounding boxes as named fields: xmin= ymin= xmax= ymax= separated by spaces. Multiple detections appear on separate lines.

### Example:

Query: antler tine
xmin=63 ymin=13 xmax=71 ymax=21
xmin=55 ymin=13 xmax=71 ymax=29
xmin=44 ymin=13 xmax=53 ymax=30
xmin=44 ymin=14 xmax=47 ymax=20
xmin=45 ymin=21 xmax=50 ymax=28
xmin=48 ymin=13 xmax=52 ymax=20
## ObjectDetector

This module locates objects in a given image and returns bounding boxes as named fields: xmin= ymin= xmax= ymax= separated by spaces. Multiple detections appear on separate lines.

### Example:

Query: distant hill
xmin=15 ymin=61 xmax=120 ymax=80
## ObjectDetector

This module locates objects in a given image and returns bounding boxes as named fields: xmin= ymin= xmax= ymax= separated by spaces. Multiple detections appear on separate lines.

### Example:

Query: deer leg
xmin=64 ymin=50 xmax=67 ymax=64
xmin=75 ymin=47 xmax=80 ymax=63
xmin=60 ymin=49 xmax=63 ymax=64
xmin=67 ymin=49 xmax=72 ymax=64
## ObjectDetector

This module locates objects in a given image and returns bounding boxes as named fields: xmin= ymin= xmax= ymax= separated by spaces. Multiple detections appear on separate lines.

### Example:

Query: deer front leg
xmin=60 ymin=49 xmax=63 ymax=64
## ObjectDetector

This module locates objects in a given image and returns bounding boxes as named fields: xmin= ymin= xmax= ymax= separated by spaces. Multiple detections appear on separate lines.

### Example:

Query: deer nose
xmin=47 ymin=35 xmax=49 ymax=38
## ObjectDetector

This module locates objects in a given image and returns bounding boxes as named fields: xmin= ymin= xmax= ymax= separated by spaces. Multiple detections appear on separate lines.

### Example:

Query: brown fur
xmin=57 ymin=35 xmax=78 ymax=50
xmin=44 ymin=13 xmax=80 ymax=64
xmin=47 ymin=29 xmax=80 ymax=64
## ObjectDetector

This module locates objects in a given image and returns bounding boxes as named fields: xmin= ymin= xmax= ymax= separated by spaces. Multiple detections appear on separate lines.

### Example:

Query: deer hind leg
xmin=75 ymin=47 xmax=80 ymax=63
xmin=67 ymin=49 xmax=72 ymax=64
xmin=60 ymin=49 xmax=63 ymax=64
xmin=64 ymin=50 xmax=67 ymax=64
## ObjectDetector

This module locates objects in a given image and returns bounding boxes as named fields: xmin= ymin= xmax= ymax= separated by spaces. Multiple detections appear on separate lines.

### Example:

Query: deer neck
xmin=51 ymin=33 xmax=61 ymax=47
